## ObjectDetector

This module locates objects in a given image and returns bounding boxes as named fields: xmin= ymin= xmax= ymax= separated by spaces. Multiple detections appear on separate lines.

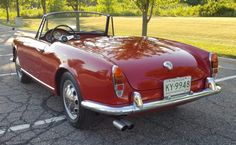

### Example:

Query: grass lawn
xmin=1 ymin=17 xmax=236 ymax=58
xmin=114 ymin=17 xmax=236 ymax=58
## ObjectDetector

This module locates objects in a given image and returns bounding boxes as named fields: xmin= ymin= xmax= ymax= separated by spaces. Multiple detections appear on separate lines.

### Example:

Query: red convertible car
xmin=12 ymin=12 xmax=221 ymax=131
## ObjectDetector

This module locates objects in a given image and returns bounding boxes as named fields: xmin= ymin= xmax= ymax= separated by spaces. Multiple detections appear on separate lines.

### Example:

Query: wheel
xmin=60 ymin=72 xmax=93 ymax=129
xmin=15 ymin=54 xmax=31 ymax=83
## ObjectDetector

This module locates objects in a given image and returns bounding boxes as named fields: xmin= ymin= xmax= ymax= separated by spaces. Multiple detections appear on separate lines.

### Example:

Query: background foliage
xmin=0 ymin=0 xmax=236 ymax=20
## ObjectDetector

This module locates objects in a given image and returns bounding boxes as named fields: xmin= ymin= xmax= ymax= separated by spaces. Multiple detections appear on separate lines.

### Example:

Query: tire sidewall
xmin=14 ymin=54 xmax=31 ymax=83
xmin=15 ymin=55 xmax=23 ymax=81
xmin=60 ymin=72 xmax=87 ymax=127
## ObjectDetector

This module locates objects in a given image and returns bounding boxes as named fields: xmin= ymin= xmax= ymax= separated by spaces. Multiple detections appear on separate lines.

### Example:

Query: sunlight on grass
xmin=114 ymin=17 xmax=236 ymax=58
xmin=4 ymin=17 xmax=236 ymax=58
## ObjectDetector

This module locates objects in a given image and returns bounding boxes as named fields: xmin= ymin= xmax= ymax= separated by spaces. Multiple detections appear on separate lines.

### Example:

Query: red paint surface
xmin=13 ymin=35 xmax=211 ymax=106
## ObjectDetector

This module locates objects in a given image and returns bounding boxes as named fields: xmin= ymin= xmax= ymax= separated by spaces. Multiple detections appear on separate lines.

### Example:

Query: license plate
xmin=164 ymin=76 xmax=191 ymax=97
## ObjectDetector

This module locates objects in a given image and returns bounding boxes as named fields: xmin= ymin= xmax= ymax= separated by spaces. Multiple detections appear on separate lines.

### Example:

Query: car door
xmin=18 ymin=37 xmax=49 ymax=78
xmin=36 ymin=43 xmax=60 ymax=90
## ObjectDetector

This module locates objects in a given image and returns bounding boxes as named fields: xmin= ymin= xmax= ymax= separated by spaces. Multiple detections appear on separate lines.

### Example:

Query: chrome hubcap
xmin=15 ymin=56 xmax=23 ymax=78
xmin=63 ymin=80 xmax=79 ymax=120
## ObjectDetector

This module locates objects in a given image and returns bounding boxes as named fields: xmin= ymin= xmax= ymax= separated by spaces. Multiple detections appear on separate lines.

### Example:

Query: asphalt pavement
xmin=0 ymin=25 xmax=235 ymax=145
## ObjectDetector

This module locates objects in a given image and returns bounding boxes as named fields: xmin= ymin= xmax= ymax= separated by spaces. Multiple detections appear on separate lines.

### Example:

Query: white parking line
xmin=0 ymin=116 xmax=65 ymax=135
xmin=33 ymin=116 xmax=66 ymax=126
xmin=216 ymin=75 xmax=236 ymax=83
xmin=0 ymin=130 xmax=5 ymax=134
xmin=0 ymin=73 xmax=17 ymax=77
xmin=0 ymin=73 xmax=235 ymax=135
xmin=0 ymin=54 xmax=13 ymax=57
xmin=10 ymin=124 xmax=30 ymax=132
xmin=219 ymin=57 xmax=236 ymax=62
xmin=219 ymin=66 xmax=236 ymax=71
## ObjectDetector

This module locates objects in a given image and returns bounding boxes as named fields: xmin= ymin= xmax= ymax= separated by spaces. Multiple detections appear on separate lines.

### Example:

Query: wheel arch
xmin=54 ymin=66 xmax=79 ymax=96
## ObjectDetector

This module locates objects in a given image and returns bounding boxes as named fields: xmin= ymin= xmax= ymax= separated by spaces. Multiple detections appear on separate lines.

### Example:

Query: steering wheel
xmin=50 ymin=25 xmax=76 ymax=42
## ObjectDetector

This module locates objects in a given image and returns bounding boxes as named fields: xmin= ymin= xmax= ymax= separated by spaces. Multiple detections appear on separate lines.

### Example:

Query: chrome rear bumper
xmin=81 ymin=77 xmax=221 ymax=116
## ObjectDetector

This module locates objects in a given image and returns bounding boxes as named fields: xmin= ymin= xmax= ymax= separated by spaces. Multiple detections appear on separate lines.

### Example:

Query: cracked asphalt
xmin=0 ymin=24 xmax=236 ymax=145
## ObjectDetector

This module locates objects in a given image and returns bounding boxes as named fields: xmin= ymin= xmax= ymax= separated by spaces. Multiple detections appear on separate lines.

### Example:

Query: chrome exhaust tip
xmin=120 ymin=119 xmax=134 ymax=130
xmin=113 ymin=120 xmax=128 ymax=131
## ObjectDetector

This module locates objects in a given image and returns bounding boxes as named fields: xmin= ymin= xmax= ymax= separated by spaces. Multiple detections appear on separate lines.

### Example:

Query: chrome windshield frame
xmin=35 ymin=11 xmax=112 ymax=40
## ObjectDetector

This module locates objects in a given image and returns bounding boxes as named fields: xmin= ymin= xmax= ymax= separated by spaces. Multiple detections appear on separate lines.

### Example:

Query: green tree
xmin=66 ymin=0 xmax=95 ymax=31
xmin=97 ymin=0 xmax=115 ymax=13
xmin=16 ymin=0 xmax=20 ymax=17
xmin=157 ymin=0 xmax=180 ymax=11
xmin=20 ymin=0 xmax=40 ymax=8
xmin=67 ymin=0 xmax=84 ymax=11
xmin=66 ymin=0 xmax=96 ymax=11
xmin=48 ymin=0 xmax=66 ymax=12
xmin=66 ymin=0 xmax=81 ymax=31
xmin=0 ymin=0 xmax=10 ymax=22
xmin=132 ymin=0 xmax=156 ymax=36
xmin=180 ymin=0 xmax=206 ymax=5
xmin=41 ymin=0 xmax=46 ymax=14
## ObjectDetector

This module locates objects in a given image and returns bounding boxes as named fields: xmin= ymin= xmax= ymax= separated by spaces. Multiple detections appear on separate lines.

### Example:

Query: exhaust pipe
xmin=120 ymin=119 xmax=134 ymax=130
xmin=113 ymin=120 xmax=128 ymax=131
xmin=113 ymin=119 xmax=134 ymax=131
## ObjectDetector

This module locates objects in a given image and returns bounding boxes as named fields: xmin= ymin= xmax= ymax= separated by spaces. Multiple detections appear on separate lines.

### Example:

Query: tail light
xmin=209 ymin=53 xmax=219 ymax=77
xmin=112 ymin=65 xmax=125 ymax=98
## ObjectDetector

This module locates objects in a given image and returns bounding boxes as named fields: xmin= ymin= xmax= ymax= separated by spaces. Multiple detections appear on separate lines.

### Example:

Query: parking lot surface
xmin=0 ymin=25 xmax=236 ymax=145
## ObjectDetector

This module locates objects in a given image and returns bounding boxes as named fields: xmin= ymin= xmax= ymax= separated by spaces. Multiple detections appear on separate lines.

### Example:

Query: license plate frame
xmin=163 ymin=76 xmax=191 ymax=98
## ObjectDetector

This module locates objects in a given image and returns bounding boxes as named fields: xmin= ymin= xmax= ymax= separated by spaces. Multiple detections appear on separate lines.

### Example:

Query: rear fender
xmin=162 ymin=39 xmax=211 ymax=76
xmin=54 ymin=64 xmax=79 ymax=96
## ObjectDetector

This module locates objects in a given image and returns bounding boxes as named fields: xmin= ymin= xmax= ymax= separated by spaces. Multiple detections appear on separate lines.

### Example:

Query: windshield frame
xmin=35 ymin=11 xmax=112 ymax=40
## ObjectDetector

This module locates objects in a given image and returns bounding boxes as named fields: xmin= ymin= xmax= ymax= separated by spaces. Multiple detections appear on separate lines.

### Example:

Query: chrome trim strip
xmin=81 ymin=78 xmax=221 ymax=116
xmin=21 ymin=68 xmax=55 ymax=90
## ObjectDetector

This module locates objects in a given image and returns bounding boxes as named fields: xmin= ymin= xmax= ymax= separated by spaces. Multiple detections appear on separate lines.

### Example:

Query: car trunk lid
xmin=72 ymin=36 xmax=206 ymax=91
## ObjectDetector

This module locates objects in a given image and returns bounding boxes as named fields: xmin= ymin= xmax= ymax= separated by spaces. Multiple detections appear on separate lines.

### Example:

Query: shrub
xmin=21 ymin=9 xmax=43 ymax=18
xmin=200 ymin=1 xmax=236 ymax=16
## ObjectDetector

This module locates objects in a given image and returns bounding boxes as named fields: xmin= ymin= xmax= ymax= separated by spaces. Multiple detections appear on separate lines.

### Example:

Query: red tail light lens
xmin=112 ymin=65 xmax=125 ymax=98
xmin=209 ymin=53 xmax=219 ymax=77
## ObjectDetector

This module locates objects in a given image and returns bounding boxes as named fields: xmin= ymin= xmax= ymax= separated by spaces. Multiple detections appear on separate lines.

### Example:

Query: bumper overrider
xmin=81 ymin=77 xmax=221 ymax=116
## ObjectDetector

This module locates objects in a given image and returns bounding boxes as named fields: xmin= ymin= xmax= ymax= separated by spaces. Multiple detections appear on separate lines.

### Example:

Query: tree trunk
xmin=75 ymin=0 xmax=80 ymax=31
xmin=78 ymin=0 xmax=82 ymax=11
xmin=142 ymin=11 xmax=148 ymax=36
xmin=38 ymin=0 xmax=41 ymax=9
xmin=5 ymin=0 xmax=9 ymax=22
xmin=16 ymin=0 xmax=20 ymax=17
xmin=41 ymin=0 xmax=46 ymax=14
xmin=74 ymin=0 xmax=78 ymax=11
